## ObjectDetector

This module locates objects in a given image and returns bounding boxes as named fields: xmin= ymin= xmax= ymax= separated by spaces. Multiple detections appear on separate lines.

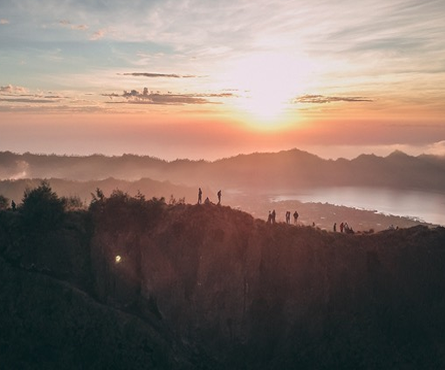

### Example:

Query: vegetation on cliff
xmin=1 ymin=182 xmax=445 ymax=369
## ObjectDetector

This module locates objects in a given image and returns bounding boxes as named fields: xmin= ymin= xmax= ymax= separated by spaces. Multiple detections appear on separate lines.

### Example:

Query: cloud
xmin=425 ymin=141 xmax=445 ymax=156
xmin=121 ymin=72 xmax=198 ymax=79
xmin=59 ymin=20 xmax=88 ymax=31
xmin=90 ymin=29 xmax=106 ymax=40
xmin=0 ymin=104 xmax=106 ymax=114
xmin=0 ymin=85 xmax=29 ymax=95
xmin=294 ymin=94 xmax=373 ymax=104
xmin=0 ymin=97 xmax=60 ymax=104
xmin=0 ymin=19 xmax=9 ymax=25
xmin=103 ymin=88 xmax=234 ymax=105
xmin=0 ymin=85 xmax=65 ymax=104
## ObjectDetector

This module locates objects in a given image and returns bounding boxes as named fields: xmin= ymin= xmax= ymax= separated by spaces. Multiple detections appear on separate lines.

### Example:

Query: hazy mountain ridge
xmin=1 ymin=149 xmax=445 ymax=193
xmin=0 ymin=177 xmax=200 ymax=207
xmin=1 ymin=187 xmax=445 ymax=369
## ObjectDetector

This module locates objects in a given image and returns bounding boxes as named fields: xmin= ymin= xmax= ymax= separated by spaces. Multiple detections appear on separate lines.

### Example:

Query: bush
xmin=20 ymin=180 xmax=66 ymax=232
xmin=89 ymin=189 xmax=166 ymax=233
xmin=0 ymin=195 xmax=9 ymax=211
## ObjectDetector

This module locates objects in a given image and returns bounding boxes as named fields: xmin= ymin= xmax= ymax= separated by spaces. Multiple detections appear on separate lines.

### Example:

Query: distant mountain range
xmin=1 ymin=149 xmax=444 ymax=194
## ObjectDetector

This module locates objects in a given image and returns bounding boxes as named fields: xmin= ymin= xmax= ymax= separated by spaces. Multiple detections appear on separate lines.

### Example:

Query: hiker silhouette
xmin=285 ymin=211 xmax=291 ymax=224
xmin=293 ymin=211 xmax=299 ymax=224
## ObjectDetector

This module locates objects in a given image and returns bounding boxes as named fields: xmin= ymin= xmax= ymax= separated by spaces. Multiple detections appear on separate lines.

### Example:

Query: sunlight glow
xmin=226 ymin=52 xmax=313 ymax=129
xmin=115 ymin=255 xmax=122 ymax=263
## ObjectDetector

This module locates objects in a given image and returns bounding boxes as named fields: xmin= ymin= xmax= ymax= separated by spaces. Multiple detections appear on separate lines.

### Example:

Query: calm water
xmin=272 ymin=187 xmax=445 ymax=226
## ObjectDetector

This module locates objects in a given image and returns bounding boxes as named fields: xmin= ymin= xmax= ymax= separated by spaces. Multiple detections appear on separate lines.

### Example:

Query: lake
xmin=271 ymin=187 xmax=445 ymax=226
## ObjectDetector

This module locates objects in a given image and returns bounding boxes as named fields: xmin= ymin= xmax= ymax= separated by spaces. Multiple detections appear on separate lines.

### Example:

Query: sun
xmin=225 ymin=52 xmax=312 ymax=129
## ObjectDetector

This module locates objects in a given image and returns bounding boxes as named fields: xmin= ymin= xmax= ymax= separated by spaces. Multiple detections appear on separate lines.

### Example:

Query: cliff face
xmin=89 ymin=203 xmax=445 ymax=369
xmin=2 ymin=193 xmax=445 ymax=369
xmin=0 ymin=255 xmax=193 ymax=370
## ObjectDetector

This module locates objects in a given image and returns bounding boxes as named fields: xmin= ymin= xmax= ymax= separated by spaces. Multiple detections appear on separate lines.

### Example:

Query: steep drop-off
xmin=2 ymin=198 xmax=445 ymax=369
xmin=91 ymin=203 xmax=445 ymax=369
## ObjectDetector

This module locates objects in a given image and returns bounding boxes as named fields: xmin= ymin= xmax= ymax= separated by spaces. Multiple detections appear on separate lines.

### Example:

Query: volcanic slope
xmin=1 ymin=198 xmax=445 ymax=369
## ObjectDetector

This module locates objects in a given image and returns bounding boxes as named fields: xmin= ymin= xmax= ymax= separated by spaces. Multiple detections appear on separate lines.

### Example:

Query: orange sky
xmin=1 ymin=1 xmax=444 ymax=160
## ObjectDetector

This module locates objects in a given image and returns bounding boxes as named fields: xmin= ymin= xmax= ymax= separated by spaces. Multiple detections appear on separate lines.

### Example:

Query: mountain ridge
xmin=1 ymin=148 xmax=445 ymax=193
xmin=1 ymin=191 xmax=445 ymax=369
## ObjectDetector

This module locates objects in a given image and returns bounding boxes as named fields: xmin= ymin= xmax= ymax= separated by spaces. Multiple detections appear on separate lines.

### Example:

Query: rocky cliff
xmin=1 ymin=194 xmax=445 ymax=369
xmin=90 ymin=201 xmax=445 ymax=369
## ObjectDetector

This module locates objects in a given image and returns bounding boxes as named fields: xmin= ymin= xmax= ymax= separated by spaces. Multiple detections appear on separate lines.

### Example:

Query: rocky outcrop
xmin=2 ymin=196 xmax=445 ymax=369
xmin=90 ymin=203 xmax=445 ymax=369
xmin=0 ymin=253 xmax=194 ymax=370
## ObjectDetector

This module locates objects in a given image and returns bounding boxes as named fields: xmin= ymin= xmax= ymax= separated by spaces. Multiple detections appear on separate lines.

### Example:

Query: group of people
xmin=333 ymin=222 xmax=354 ymax=233
xmin=195 ymin=191 xmax=361 ymax=234
xmin=287 ymin=210 xmax=299 ymax=224
xmin=268 ymin=210 xmax=299 ymax=225
xmin=198 ymin=188 xmax=222 ymax=205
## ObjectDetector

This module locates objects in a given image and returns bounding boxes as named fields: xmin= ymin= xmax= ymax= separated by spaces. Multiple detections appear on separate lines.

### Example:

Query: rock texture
xmin=90 ymin=203 xmax=445 ymax=369
xmin=2 ymin=198 xmax=445 ymax=369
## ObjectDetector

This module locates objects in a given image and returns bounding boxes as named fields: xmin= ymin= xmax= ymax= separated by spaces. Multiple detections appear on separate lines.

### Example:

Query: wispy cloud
xmin=121 ymin=72 xmax=198 ymax=78
xmin=0 ymin=85 xmax=67 ymax=105
xmin=59 ymin=20 xmax=88 ymax=31
xmin=0 ymin=97 xmax=59 ymax=104
xmin=0 ymin=85 xmax=29 ymax=95
xmin=0 ymin=18 xmax=9 ymax=25
xmin=90 ymin=29 xmax=106 ymax=41
xmin=103 ymin=87 xmax=233 ymax=105
xmin=295 ymin=95 xmax=373 ymax=104
xmin=425 ymin=141 xmax=445 ymax=156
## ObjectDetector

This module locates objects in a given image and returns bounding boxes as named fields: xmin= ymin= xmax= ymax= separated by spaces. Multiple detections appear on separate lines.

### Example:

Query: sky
xmin=1 ymin=0 xmax=445 ymax=161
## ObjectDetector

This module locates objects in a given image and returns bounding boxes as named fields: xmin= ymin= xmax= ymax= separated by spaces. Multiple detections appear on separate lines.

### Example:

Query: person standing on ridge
xmin=198 ymin=188 xmax=202 ymax=204
xmin=293 ymin=211 xmax=299 ymax=224
xmin=217 ymin=190 xmax=222 ymax=205
xmin=285 ymin=211 xmax=291 ymax=224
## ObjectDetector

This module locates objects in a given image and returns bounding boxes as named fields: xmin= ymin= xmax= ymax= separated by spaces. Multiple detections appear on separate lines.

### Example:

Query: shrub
xmin=20 ymin=180 xmax=66 ymax=231
xmin=0 ymin=195 xmax=9 ymax=211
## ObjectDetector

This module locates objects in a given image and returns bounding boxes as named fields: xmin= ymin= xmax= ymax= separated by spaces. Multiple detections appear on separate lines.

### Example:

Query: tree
xmin=20 ymin=180 xmax=66 ymax=231
xmin=61 ymin=195 xmax=85 ymax=211
xmin=0 ymin=195 xmax=9 ymax=211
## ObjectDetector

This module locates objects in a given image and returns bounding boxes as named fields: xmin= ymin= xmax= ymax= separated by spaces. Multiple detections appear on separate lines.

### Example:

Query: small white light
xmin=115 ymin=255 xmax=121 ymax=263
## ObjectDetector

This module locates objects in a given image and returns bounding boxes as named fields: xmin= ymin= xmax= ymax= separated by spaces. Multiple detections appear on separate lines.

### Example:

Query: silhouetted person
xmin=204 ymin=196 xmax=210 ymax=205
xmin=11 ymin=200 xmax=16 ymax=211
xmin=340 ymin=222 xmax=344 ymax=233
xmin=333 ymin=222 xmax=337 ymax=232
xmin=217 ymin=190 xmax=221 ymax=205
xmin=285 ymin=211 xmax=291 ymax=224
xmin=198 ymin=188 xmax=202 ymax=204
xmin=272 ymin=209 xmax=276 ymax=224
xmin=293 ymin=211 xmax=299 ymax=224
xmin=267 ymin=211 xmax=272 ymax=224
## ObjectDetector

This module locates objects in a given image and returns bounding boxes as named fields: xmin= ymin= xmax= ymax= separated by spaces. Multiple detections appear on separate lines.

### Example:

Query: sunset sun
xmin=226 ymin=52 xmax=312 ymax=128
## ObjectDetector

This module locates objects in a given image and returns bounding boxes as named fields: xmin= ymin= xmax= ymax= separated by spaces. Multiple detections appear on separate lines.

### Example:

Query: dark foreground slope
xmin=1 ymin=194 xmax=445 ymax=369
xmin=0 ymin=256 xmax=193 ymax=370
